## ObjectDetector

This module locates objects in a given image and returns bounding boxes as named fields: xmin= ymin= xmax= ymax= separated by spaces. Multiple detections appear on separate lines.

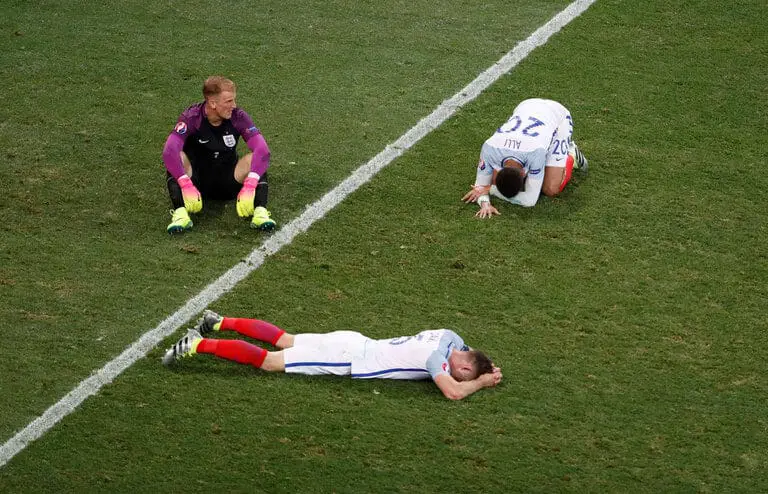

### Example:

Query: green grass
xmin=1 ymin=0 xmax=767 ymax=492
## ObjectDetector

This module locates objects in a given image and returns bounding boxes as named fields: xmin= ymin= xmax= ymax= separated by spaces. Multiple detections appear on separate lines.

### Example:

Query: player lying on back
xmin=162 ymin=310 xmax=502 ymax=400
xmin=462 ymin=98 xmax=589 ymax=218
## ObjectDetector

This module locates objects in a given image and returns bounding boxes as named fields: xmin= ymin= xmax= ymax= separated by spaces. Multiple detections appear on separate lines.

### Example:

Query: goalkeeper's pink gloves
xmin=236 ymin=173 xmax=259 ymax=217
xmin=177 ymin=175 xmax=202 ymax=213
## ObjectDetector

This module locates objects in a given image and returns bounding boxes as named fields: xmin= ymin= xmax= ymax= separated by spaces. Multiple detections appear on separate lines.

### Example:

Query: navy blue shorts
xmin=189 ymin=155 xmax=241 ymax=200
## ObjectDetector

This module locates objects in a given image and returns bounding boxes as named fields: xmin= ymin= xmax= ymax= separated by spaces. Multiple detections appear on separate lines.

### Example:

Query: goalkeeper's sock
xmin=166 ymin=172 xmax=185 ymax=210
xmin=220 ymin=317 xmax=286 ymax=346
xmin=255 ymin=172 xmax=269 ymax=208
xmin=197 ymin=339 xmax=267 ymax=368
xmin=558 ymin=155 xmax=575 ymax=193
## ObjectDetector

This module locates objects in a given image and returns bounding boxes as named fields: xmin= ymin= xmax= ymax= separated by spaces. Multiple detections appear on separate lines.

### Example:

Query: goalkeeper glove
xmin=236 ymin=173 xmax=259 ymax=218
xmin=177 ymin=175 xmax=202 ymax=213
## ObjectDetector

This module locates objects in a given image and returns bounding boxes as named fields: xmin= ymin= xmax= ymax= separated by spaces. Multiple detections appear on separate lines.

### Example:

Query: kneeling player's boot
xmin=194 ymin=310 xmax=223 ymax=335
xmin=251 ymin=206 xmax=276 ymax=231
xmin=569 ymin=142 xmax=589 ymax=174
xmin=162 ymin=329 xmax=202 ymax=366
xmin=167 ymin=207 xmax=193 ymax=234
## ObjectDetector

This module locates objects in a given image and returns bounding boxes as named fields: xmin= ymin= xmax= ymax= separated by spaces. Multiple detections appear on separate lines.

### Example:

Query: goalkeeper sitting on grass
xmin=162 ymin=76 xmax=276 ymax=234
xmin=162 ymin=310 xmax=502 ymax=401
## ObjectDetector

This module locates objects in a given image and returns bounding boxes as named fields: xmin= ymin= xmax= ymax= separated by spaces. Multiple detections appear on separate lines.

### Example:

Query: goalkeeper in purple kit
xmin=162 ymin=76 xmax=276 ymax=233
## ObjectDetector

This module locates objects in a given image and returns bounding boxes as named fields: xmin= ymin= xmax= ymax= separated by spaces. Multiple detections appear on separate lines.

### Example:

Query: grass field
xmin=1 ymin=0 xmax=767 ymax=492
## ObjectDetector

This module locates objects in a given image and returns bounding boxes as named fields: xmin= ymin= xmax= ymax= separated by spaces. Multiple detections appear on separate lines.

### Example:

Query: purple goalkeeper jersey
xmin=162 ymin=102 xmax=269 ymax=178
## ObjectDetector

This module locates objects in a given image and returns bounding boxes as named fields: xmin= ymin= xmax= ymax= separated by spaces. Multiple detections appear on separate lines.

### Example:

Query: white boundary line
xmin=0 ymin=0 xmax=597 ymax=468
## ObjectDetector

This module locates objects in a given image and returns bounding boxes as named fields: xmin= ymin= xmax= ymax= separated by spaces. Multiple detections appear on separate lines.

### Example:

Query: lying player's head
xmin=451 ymin=350 xmax=494 ymax=382
xmin=203 ymin=76 xmax=237 ymax=119
xmin=495 ymin=162 xmax=525 ymax=198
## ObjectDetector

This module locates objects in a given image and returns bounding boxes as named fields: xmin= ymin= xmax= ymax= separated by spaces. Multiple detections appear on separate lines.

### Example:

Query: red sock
xmin=197 ymin=339 xmax=267 ymax=368
xmin=220 ymin=317 xmax=285 ymax=345
xmin=558 ymin=155 xmax=574 ymax=193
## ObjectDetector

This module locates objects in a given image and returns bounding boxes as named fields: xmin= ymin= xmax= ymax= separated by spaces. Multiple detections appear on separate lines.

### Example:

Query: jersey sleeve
xmin=474 ymin=157 xmax=493 ymax=187
xmin=162 ymin=106 xmax=201 ymax=179
xmin=232 ymin=109 xmax=271 ymax=177
xmin=246 ymin=133 xmax=271 ymax=177
xmin=162 ymin=121 xmax=190 ymax=179
xmin=425 ymin=330 xmax=468 ymax=379
xmin=231 ymin=108 xmax=261 ymax=142
xmin=425 ymin=351 xmax=450 ymax=379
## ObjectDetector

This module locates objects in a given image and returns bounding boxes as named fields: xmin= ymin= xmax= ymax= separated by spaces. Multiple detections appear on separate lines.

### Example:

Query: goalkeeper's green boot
xmin=162 ymin=329 xmax=202 ymax=366
xmin=194 ymin=310 xmax=223 ymax=335
xmin=251 ymin=206 xmax=276 ymax=231
xmin=167 ymin=207 xmax=193 ymax=234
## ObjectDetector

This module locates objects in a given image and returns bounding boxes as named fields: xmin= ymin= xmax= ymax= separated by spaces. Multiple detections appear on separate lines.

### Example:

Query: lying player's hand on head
xmin=480 ymin=370 xmax=502 ymax=387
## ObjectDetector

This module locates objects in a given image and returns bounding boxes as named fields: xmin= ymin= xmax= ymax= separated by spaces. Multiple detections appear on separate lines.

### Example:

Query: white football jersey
xmin=483 ymin=98 xmax=568 ymax=157
xmin=476 ymin=98 xmax=573 ymax=206
xmin=351 ymin=329 xmax=468 ymax=380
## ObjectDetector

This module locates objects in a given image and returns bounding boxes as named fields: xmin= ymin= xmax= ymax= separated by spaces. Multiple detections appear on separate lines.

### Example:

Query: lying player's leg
xmin=161 ymin=328 xmax=286 ymax=371
xmin=164 ymin=322 xmax=362 ymax=375
xmin=194 ymin=310 xmax=294 ymax=348
xmin=197 ymin=339 xmax=285 ymax=371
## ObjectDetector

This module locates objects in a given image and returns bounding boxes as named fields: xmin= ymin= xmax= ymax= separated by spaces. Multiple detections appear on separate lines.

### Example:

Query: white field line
xmin=0 ymin=0 xmax=597 ymax=468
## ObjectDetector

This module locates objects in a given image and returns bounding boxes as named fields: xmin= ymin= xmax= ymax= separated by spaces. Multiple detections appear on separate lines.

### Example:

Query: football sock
xmin=220 ymin=317 xmax=286 ymax=345
xmin=558 ymin=155 xmax=575 ymax=193
xmin=197 ymin=339 xmax=267 ymax=368
xmin=166 ymin=172 xmax=185 ymax=210
xmin=255 ymin=171 xmax=269 ymax=208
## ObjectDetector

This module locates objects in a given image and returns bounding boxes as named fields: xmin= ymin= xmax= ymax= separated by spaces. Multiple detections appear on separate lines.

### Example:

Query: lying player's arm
xmin=433 ymin=368 xmax=502 ymax=401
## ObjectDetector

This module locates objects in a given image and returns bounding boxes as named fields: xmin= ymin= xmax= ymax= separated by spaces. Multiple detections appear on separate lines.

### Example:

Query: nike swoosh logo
xmin=198 ymin=139 xmax=210 ymax=144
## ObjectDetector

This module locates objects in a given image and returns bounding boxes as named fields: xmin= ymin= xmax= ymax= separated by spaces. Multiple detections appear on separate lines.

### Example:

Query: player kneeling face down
xmin=462 ymin=98 xmax=589 ymax=218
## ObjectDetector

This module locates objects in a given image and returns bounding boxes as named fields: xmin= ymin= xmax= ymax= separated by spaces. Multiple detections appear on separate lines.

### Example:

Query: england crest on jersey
xmin=223 ymin=134 xmax=237 ymax=148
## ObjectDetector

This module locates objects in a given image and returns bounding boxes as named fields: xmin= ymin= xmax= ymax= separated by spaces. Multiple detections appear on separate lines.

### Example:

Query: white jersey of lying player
xmin=283 ymin=329 xmax=469 ymax=380
xmin=475 ymin=98 xmax=574 ymax=207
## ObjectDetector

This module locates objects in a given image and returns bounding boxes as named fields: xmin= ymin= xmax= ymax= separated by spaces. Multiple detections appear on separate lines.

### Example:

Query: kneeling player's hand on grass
xmin=475 ymin=202 xmax=499 ymax=219
xmin=177 ymin=175 xmax=202 ymax=213
xmin=462 ymin=185 xmax=491 ymax=203
xmin=236 ymin=176 xmax=259 ymax=217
